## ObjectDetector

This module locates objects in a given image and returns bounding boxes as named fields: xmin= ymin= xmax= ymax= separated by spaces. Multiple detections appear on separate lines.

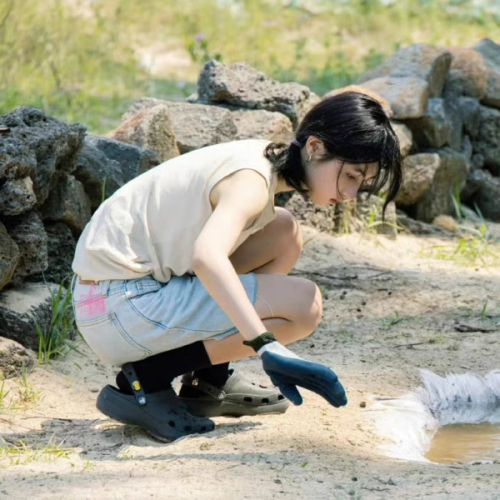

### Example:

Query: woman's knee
xmin=274 ymin=207 xmax=303 ymax=259
xmin=255 ymin=274 xmax=323 ymax=333
xmin=298 ymin=279 xmax=323 ymax=335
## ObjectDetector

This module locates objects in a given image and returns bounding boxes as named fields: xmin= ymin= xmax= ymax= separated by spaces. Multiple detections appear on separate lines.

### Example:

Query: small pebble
xmin=90 ymin=388 xmax=99 ymax=393
xmin=360 ymin=401 xmax=366 ymax=408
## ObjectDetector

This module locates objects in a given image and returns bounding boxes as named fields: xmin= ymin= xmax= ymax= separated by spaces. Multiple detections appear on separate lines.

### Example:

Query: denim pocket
xmin=76 ymin=313 xmax=150 ymax=366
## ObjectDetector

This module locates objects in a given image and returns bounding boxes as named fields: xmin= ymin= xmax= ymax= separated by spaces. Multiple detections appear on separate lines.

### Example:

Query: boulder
xmin=357 ymin=44 xmax=452 ymax=97
xmin=124 ymin=98 xmax=238 ymax=153
xmin=108 ymin=105 xmax=180 ymax=162
xmin=73 ymin=137 xmax=127 ymax=209
xmin=395 ymin=153 xmax=441 ymax=206
xmin=0 ymin=282 xmax=61 ymax=350
xmin=85 ymin=134 xmax=159 ymax=184
xmin=390 ymin=121 xmax=413 ymax=157
xmin=357 ymin=77 xmax=429 ymax=119
xmin=0 ymin=108 xmax=86 ymax=206
xmin=196 ymin=60 xmax=320 ymax=126
xmin=411 ymin=148 xmax=469 ymax=222
xmin=282 ymin=192 xmax=397 ymax=236
xmin=465 ymin=169 xmax=500 ymax=222
xmin=39 ymin=174 xmax=92 ymax=236
xmin=0 ymin=221 xmax=19 ymax=291
xmin=444 ymin=48 xmax=487 ymax=99
xmin=473 ymin=39 xmax=500 ymax=109
xmin=405 ymin=98 xmax=462 ymax=150
xmin=28 ymin=223 xmax=76 ymax=285
xmin=231 ymin=109 xmax=293 ymax=143
xmin=0 ymin=135 xmax=36 ymax=181
xmin=470 ymin=105 xmax=500 ymax=176
xmin=3 ymin=211 xmax=48 ymax=284
xmin=0 ymin=337 xmax=35 ymax=379
xmin=0 ymin=177 xmax=37 ymax=216
xmin=458 ymin=97 xmax=481 ymax=137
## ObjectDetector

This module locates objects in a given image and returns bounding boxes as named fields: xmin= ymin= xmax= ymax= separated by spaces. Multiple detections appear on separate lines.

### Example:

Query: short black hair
xmin=264 ymin=91 xmax=403 ymax=215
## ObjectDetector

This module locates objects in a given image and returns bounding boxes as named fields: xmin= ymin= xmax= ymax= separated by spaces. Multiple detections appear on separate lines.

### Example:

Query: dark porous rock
xmin=395 ymin=153 xmax=441 ymax=206
xmin=0 ymin=337 xmax=35 ymax=379
xmin=465 ymin=169 xmax=500 ymax=222
xmin=458 ymin=97 xmax=481 ymax=137
xmin=108 ymin=104 xmax=180 ymax=162
xmin=471 ymin=105 xmax=500 ymax=176
xmin=123 ymin=98 xmax=237 ymax=154
xmin=197 ymin=60 xmax=320 ymax=126
xmin=283 ymin=193 xmax=337 ymax=234
xmin=358 ymin=44 xmax=452 ymax=98
xmin=0 ymin=221 xmax=19 ymax=291
xmin=471 ymin=153 xmax=485 ymax=171
xmin=405 ymin=98 xmax=462 ymax=150
xmin=0 ymin=135 xmax=37 ymax=180
xmin=283 ymin=192 xmax=396 ymax=237
xmin=40 ymin=174 xmax=91 ymax=236
xmin=391 ymin=121 xmax=413 ymax=157
xmin=444 ymin=48 xmax=487 ymax=99
xmin=231 ymin=109 xmax=293 ymax=143
xmin=0 ymin=177 xmax=37 ymax=216
xmin=73 ymin=138 xmax=126 ymax=209
xmin=4 ymin=211 xmax=48 ymax=284
xmin=396 ymin=209 xmax=449 ymax=235
xmin=0 ymin=108 xmax=86 ymax=206
xmin=28 ymin=223 xmax=76 ymax=285
xmin=357 ymin=77 xmax=429 ymax=119
xmin=410 ymin=148 xmax=469 ymax=222
xmin=85 ymin=134 xmax=159 ymax=184
xmin=0 ymin=282 xmax=61 ymax=350
xmin=473 ymin=38 xmax=500 ymax=109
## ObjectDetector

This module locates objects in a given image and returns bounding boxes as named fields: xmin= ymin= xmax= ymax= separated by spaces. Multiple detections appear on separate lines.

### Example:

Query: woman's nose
xmin=342 ymin=186 xmax=358 ymax=202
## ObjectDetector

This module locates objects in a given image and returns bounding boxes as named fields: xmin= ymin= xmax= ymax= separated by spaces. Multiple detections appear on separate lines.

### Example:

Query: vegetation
xmin=0 ymin=0 xmax=498 ymax=133
xmin=33 ymin=279 xmax=76 ymax=364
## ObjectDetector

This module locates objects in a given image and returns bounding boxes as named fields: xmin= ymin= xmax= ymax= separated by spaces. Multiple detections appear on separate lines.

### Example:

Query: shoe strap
xmin=122 ymin=363 xmax=147 ymax=406
xmin=182 ymin=374 xmax=226 ymax=401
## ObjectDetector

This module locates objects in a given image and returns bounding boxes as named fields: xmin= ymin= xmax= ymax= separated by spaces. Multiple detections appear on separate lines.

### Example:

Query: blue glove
xmin=258 ymin=342 xmax=348 ymax=408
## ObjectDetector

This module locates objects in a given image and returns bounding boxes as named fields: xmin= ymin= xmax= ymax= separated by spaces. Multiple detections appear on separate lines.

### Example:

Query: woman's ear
xmin=306 ymin=136 xmax=326 ymax=157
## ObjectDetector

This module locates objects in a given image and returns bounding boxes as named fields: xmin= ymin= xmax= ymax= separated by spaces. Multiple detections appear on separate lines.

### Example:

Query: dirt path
xmin=1 ymin=225 xmax=499 ymax=499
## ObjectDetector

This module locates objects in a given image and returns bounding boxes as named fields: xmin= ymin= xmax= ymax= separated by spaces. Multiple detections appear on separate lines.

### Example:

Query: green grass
xmin=33 ymin=279 xmax=76 ymax=364
xmin=1 ymin=0 xmax=498 ymax=133
xmin=0 ymin=437 xmax=70 ymax=466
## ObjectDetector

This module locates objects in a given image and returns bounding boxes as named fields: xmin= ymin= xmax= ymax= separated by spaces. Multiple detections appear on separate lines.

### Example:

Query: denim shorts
xmin=71 ymin=273 xmax=258 ymax=367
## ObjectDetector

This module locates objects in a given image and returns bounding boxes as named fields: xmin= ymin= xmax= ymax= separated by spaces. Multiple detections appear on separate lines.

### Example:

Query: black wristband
xmin=242 ymin=332 xmax=277 ymax=352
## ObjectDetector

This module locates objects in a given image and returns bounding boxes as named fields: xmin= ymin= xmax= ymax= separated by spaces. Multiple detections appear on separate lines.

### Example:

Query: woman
xmin=71 ymin=91 xmax=402 ymax=441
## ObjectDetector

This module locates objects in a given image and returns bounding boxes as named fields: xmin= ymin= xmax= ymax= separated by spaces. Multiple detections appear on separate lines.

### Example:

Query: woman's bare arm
xmin=192 ymin=169 xmax=270 ymax=341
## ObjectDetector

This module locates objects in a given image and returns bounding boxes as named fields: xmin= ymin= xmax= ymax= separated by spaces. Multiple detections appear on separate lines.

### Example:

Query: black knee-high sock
xmin=116 ymin=341 xmax=211 ymax=395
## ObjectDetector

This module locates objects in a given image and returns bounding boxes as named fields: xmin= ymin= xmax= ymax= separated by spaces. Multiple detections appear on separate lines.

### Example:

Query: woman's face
xmin=304 ymin=139 xmax=379 ymax=208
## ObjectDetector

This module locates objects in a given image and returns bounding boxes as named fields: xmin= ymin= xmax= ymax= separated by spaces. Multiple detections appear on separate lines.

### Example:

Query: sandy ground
xmin=1 ymin=223 xmax=499 ymax=500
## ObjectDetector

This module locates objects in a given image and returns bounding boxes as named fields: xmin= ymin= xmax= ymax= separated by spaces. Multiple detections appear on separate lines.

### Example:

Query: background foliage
xmin=0 ymin=0 xmax=498 ymax=133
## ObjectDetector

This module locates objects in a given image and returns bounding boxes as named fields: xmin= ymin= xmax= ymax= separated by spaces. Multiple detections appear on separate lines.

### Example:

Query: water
xmin=424 ymin=423 xmax=500 ymax=464
xmin=371 ymin=369 xmax=500 ymax=463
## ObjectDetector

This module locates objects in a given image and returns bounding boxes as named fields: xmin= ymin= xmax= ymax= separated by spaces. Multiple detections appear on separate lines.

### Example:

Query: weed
xmin=15 ymin=364 xmax=42 ymax=407
xmin=0 ymin=378 xmax=11 ymax=410
xmin=381 ymin=313 xmax=403 ymax=330
xmin=0 ymin=437 xmax=70 ymax=466
xmin=33 ymin=279 xmax=76 ymax=364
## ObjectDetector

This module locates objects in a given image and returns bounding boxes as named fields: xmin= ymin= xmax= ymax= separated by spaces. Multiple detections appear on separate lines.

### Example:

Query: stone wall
xmin=0 ymin=39 xmax=499 ymax=332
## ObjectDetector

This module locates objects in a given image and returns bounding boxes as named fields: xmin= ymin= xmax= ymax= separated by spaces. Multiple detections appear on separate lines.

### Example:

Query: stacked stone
xmin=354 ymin=38 xmax=500 ymax=223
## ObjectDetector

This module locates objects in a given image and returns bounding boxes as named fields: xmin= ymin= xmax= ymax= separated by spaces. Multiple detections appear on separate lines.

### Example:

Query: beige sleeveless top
xmin=72 ymin=140 xmax=277 ymax=282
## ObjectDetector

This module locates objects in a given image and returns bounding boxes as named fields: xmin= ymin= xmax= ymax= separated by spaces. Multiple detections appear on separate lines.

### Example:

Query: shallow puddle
xmin=425 ymin=423 xmax=500 ymax=464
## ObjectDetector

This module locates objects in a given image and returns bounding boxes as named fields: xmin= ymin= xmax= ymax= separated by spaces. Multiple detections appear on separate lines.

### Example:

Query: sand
xmin=1 ymin=223 xmax=499 ymax=500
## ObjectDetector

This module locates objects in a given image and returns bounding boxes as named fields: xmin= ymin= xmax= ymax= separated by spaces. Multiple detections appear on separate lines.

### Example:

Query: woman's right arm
xmin=192 ymin=169 xmax=270 ymax=342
